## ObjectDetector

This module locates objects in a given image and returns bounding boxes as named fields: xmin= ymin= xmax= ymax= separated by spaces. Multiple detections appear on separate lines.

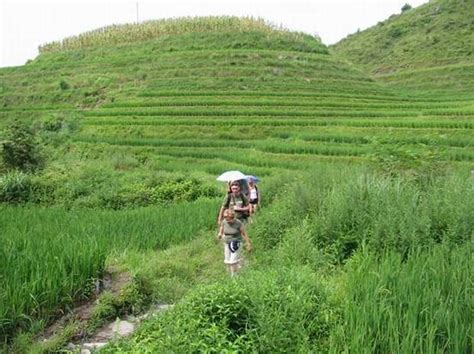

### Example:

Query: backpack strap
xmin=225 ymin=193 xmax=232 ymax=208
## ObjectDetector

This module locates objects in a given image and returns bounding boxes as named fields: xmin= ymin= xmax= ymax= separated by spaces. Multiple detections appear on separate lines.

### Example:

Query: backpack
xmin=225 ymin=192 xmax=249 ymax=218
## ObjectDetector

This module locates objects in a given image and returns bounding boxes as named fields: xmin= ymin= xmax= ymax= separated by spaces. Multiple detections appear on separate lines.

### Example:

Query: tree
xmin=1 ymin=120 xmax=44 ymax=172
xmin=401 ymin=3 xmax=412 ymax=12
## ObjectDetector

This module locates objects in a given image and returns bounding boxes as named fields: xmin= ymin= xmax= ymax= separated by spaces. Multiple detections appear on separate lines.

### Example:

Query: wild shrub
xmin=152 ymin=178 xmax=217 ymax=205
xmin=388 ymin=26 xmax=405 ymax=38
xmin=104 ymin=268 xmax=335 ymax=353
xmin=311 ymin=172 xmax=473 ymax=261
xmin=0 ymin=170 xmax=32 ymax=203
xmin=58 ymin=79 xmax=70 ymax=90
xmin=97 ymin=178 xmax=219 ymax=209
xmin=251 ymin=168 xmax=472 ymax=263
xmin=41 ymin=114 xmax=64 ymax=132
xmin=1 ymin=121 xmax=44 ymax=172
xmin=401 ymin=3 xmax=412 ymax=12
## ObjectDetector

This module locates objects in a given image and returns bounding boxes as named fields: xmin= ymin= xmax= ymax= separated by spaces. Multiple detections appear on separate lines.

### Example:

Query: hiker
xmin=248 ymin=177 xmax=260 ymax=214
xmin=217 ymin=209 xmax=252 ymax=276
xmin=217 ymin=180 xmax=250 ymax=224
xmin=240 ymin=178 xmax=250 ymax=199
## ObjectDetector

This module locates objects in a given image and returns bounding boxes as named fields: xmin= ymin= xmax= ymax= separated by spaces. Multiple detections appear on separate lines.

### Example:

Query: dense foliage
xmin=104 ymin=169 xmax=473 ymax=352
xmin=1 ymin=120 xmax=44 ymax=172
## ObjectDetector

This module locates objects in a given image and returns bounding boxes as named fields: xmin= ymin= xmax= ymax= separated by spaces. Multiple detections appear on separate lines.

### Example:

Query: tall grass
xmin=330 ymin=244 xmax=472 ymax=353
xmin=103 ymin=167 xmax=472 ymax=353
xmin=251 ymin=167 xmax=473 ymax=262
xmin=0 ymin=199 xmax=217 ymax=340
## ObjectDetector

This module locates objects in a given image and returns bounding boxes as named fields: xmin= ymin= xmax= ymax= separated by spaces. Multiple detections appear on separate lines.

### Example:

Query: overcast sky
xmin=0 ymin=0 xmax=429 ymax=68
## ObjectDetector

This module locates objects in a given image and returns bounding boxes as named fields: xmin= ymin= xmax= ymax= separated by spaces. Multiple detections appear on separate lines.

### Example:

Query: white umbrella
xmin=216 ymin=170 xmax=246 ymax=182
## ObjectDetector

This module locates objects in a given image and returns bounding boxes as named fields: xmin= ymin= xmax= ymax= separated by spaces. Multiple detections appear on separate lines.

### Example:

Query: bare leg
xmin=226 ymin=264 xmax=238 ymax=276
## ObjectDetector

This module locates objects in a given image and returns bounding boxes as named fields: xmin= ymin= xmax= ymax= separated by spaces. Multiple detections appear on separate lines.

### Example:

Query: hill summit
xmin=333 ymin=0 xmax=473 ymax=73
xmin=39 ymin=16 xmax=326 ymax=53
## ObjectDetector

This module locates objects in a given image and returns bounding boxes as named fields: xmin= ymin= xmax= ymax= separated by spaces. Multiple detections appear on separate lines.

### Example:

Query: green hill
xmin=1 ymin=17 xmax=471 ymax=193
xmin=0 ymin=17 xmax=472 ymax=353
xmin=332 ymin=0 xmax=474 ymax=92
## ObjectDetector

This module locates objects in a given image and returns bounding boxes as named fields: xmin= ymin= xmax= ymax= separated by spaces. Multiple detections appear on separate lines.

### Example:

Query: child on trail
xmin=217 ymin=209 xmax=252 ymax=276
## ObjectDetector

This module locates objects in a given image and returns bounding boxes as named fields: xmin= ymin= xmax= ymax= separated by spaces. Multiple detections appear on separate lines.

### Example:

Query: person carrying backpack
xmin=217 ymin=180 xmax=250 ymax=224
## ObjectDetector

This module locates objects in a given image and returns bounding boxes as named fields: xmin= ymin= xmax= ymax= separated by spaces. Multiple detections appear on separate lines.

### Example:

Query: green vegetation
xmin=332 ymin=244 xmax=472 ymax=353
xmin=1 ymin=120 xmax=44 ymax=172
xmin=332 ymin=0 xmax=474 ymax=92
xmin=0 ymin=12 xmax=472 ymax=352
xmin=39 ymin=17 xmax=326 ymax=54
xmin=0 ymin=200 xmax=217 ymax=340
xmin=333 ymin=0 xmax=473 ymax=72
xmin=104 ymin=168 xmax=472 ymax=352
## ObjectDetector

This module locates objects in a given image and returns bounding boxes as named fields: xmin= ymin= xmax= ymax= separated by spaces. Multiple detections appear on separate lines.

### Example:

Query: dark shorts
xmin=249 ymin=199 xmax=258 ymax=205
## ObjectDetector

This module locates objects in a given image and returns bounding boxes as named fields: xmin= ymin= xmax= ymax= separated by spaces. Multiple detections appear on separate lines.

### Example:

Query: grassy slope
xmin=332 ymin=0 xmax=474 ymax=92
xmin=1 ymin=19 xmax=472 ymax=191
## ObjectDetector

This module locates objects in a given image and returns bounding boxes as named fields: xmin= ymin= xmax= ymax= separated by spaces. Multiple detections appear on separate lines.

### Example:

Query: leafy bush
xmin=94 ymin=178 xmax=218 ymax=209
xmin=59 ymin=79 xmax=70 ymax=90
xmin=0 ymin=170 xmax=32 ymax=203
xmin=104 ymin=268 xmax=335 ymax=353
xmin=1 ymin=121 xmax=44 ymax=172
xmin=41 ymin=114 xmax=64 ymax=132
xmin=401 ymin=3 xmax=412 ymax=12
xmin=151 ymin=178 xmax=217 ymax=205
xmin=388 ymin=26 xmax=405 ymax=38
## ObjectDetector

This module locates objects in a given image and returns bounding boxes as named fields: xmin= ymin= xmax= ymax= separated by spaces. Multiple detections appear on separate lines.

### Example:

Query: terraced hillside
xmin=0 ymin=17 xmax=473 ymax=353
xmin=1 ymin=17 xmax=472 ymax=194
xmin=332 ymin=0 xmax=474 ymax=93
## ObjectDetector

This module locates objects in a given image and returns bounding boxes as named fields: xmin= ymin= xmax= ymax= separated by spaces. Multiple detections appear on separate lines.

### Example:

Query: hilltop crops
xmin=38 ymin=16 xmax=326 ymax=53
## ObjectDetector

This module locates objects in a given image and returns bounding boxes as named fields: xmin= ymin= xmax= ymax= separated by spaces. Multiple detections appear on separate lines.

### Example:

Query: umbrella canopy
xmin=216 ymin=170 xmax=247 ymax=182
xmin=246 ymin=175 xmax=260 ymax=183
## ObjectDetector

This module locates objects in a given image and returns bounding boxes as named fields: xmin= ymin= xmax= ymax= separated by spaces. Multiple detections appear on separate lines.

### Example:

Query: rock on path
xmin=70 ymin=304 xmax=174 ymax=353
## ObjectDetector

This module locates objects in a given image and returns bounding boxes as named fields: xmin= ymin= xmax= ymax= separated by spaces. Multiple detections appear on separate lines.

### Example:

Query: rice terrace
xmin=0 ymin=0 xmax=473 ymax=352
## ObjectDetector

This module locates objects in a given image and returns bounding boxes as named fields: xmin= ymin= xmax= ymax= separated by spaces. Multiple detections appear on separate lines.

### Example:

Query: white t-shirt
xmin=249 ymin=187 xmax=258 ymax=200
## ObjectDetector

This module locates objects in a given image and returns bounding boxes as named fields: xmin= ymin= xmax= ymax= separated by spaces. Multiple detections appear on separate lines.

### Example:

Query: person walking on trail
xmin=217 ymin=181 xmax=250 ymax=224
xmin=248 ymin=177 xmax=260 ymax=215
xmin=217 ymin=209 xmax=252 ymax=276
